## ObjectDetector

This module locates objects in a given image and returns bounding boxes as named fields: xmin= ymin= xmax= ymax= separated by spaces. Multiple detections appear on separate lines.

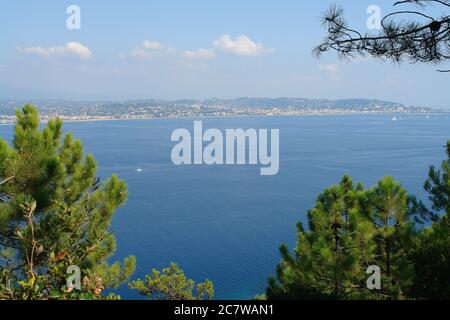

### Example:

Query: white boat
xmin=392 ymin=116 xmax=397 ymax=121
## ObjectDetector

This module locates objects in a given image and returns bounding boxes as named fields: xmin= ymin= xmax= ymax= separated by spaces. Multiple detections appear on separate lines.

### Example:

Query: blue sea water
xmin=0 ymin=114 xmax=449 ymax=299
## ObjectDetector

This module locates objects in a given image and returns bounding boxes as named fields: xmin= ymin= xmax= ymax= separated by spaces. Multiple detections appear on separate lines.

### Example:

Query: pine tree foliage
xmin=267 ymin=143 xmax=450 ymax=300
xmin=314 ymin=1 xmax=450 ymax=71
xmin=0 ymin=105 xmax=136 ymax=299
xmin=267 ymin=176 xmax=378 ymax=299
xmin=129 ymin=263 xmax=214 ymax=300
xmin=407 ymin=141 xmax=450 ymax=299
xmin=366 ymin=177 xmax=414 ymax=298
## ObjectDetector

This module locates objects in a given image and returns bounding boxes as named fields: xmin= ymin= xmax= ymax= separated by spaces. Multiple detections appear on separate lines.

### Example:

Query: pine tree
xmin=267 ymin=175 xmax=421 ymax=300
xmin=0 ymin=105 xmax=135 ymax=299
xmin=129 ymin=263 xmax=214 ymax=300
xmin=366 ymin=177 xmax=414 ymax=299
xmin=407 ymin=141 xmax=450 ymax=299
xmin=267 ymin=176 xmax=377 ymax=299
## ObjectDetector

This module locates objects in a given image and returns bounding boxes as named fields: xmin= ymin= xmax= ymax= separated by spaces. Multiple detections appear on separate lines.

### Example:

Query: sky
xmin=0 ymin=0 xmax=449 ymax=109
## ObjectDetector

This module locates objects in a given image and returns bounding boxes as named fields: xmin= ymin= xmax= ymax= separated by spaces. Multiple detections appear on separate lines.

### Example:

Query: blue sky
xmin=0 ymin=0 xmax=448 ymax=108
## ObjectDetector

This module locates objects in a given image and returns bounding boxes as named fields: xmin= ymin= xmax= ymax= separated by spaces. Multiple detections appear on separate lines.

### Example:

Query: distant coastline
xmin=0 ymin=111 xmax=447 ymax=126
xmin=0 ymin=97 xmax=443 ymax=124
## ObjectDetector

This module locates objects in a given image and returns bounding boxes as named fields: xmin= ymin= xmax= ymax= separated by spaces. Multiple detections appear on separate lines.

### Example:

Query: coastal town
xmin=0 ymin=98 xmax=440 ymax=123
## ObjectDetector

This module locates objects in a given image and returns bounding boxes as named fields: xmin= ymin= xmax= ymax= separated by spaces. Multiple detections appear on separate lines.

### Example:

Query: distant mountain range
xmin=0 ymin=97 xmax=442 ymax=123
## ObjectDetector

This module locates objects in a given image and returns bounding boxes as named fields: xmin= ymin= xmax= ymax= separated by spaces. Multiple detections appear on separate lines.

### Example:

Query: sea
xmin=0 ymin=114 xmax=448 ymax=299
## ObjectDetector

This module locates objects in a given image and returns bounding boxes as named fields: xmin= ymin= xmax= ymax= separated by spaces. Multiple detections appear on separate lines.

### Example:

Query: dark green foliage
xmin=268 ymin=142 xmax=450 ymax=300
xmin=267 ymin=176 xmax=378 ymax=299
xmin=408 ymin=216 xmax=450 ymax=299
xmin=0 ymin=105 xmax=135 ymax=299
xmin=366 ymin=177 xmax=414 ymax=298
xmin=407 ymin=141 xmax=450 ymax=299
xmin=129 ymin=263 xmax=214 ymax=300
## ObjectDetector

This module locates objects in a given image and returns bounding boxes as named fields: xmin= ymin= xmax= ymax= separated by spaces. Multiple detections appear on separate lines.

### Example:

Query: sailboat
xmin=136 ymin=164 xmax=143 ymax=172
xmin=392 ymin=116 xmax=398 ymax=121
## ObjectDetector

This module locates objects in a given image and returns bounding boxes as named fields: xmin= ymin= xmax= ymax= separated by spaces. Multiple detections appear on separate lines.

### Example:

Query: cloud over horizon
xmin=213 ymin=35 xmax=273 ymax=56
xmin=17 ymin=42 xmax=93 ymax=60
xmin=128 ymin=35 xmax=272 ymax=61
xmin=129 ymin=41 xmax=170 ymax=59
xmin=181 ymin=48 xmax=216 ymax=59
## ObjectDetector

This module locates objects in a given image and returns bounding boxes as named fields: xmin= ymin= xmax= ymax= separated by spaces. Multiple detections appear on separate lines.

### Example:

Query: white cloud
xmin=141 ymin=41 xmax=165 ymax=50
xmin=129 ymin=36 xmax=272 ymax=61
xmin=213 ymin=34 xmax=273 ymax=56
xmin=18 ymin=42 xmax=93 ymax=60
xmin=130 ymin=41 xmax=167 ymax=59
xmin=130 ymin=48 xmax=153 ymax=59
xmin=181 ymin=48 xmax=216 ymax=59
xmin=319 ymin=64 xmax=340 ymax=75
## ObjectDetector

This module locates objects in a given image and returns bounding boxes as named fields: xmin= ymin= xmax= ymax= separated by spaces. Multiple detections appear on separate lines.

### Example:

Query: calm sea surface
xmin=1 ymin=114 xmax=449 ymax=299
